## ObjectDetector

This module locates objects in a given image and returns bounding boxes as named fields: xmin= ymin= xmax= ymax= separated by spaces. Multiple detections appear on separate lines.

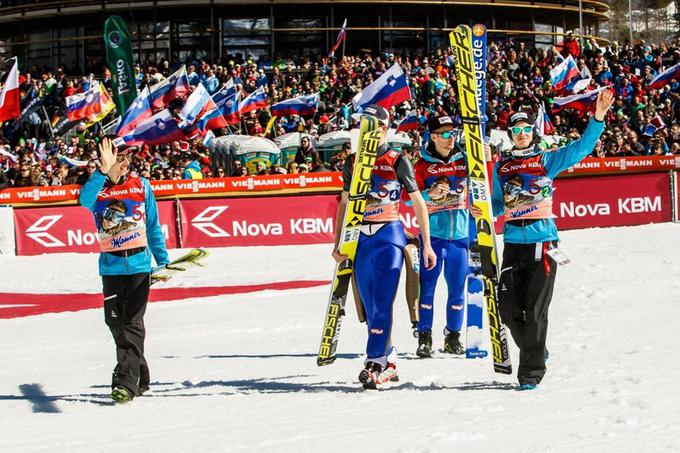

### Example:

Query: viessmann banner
xmin=10 ymin=173 xmax=676 ymax=255
xmin=14 ymin=201 xmax=178 ymax=256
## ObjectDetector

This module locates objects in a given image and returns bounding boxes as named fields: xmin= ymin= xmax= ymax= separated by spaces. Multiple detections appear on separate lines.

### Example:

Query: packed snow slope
xmin=1 ymin=223 xmax=679 ymax=453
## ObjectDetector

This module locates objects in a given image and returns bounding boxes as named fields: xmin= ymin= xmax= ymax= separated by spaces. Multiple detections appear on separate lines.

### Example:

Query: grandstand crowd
xmin=1 ymin=34 xmax=679 ymax=189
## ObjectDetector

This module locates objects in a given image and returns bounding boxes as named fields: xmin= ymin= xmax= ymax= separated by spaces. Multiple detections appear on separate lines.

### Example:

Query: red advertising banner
xmin=552 ymin=173 xmax=672 ymax=229
xmin=179 ymin=195 xmax=339 ymax=248
xmin=563 ymin=155 xmax=680 ymax=177
xmin=399 ymin=172 xmax=673 ymax=235
xmin=14 ymin=201 xmax=178 ymax=256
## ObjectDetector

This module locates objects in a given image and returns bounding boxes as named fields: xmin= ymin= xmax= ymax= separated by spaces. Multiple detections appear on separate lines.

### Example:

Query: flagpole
xmin=42 ymin=105 xmax=56 ymax=138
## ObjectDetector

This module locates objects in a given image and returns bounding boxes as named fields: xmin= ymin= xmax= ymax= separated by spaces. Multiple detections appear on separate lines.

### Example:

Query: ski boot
xmin=443 ymin=329 xmax=465 ymax=355
xmin=360 ymin=362 xmax=399 ymax=390
xmin=416 ymin=331 xmax=433 ymax=358
xmin=111 ymin=385 xmax=134 ymax=403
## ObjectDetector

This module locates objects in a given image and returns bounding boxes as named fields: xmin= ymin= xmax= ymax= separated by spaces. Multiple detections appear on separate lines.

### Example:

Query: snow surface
xmin=1 ymin=223 xmax=680 ymax=453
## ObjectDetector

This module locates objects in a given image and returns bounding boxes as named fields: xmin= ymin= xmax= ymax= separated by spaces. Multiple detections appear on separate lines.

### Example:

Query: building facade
xmin=0 ymin=0 xmax=609 ymax=73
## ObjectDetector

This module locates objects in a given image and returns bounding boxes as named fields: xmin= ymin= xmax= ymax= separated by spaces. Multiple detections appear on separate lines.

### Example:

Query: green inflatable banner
xmin=104 ymin=16 xmax=137 ymax=115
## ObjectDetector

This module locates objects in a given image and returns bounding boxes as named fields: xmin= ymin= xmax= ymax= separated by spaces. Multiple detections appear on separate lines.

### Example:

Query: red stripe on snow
xmin=0 ymin=280 xmax=330 ymax=319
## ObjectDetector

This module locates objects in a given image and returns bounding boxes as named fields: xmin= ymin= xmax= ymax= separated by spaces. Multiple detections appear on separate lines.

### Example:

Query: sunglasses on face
xmin=436 ymin=131 xmax=455 ymax=139
xmin=511 ymin=126 xmax=533 ymax=135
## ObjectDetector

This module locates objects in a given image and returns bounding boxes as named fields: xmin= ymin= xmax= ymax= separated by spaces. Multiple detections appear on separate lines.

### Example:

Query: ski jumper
xmin=491 ymin=117 xmax=604 ymax=385
xmin=414 ymin=142 xmax=470 ymax=334
xmin=343 ymin=146 xmax=419 ymax=366
xmin=80 ymin=170 xmax=169 ymax=396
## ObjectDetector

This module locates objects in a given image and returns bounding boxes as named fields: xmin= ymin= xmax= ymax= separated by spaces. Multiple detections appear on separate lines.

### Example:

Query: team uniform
xmin=413 ymin=141 xmax=470 ymax=355
xmin=342 ymin=145 xmax=420 ymax=385
xmin=491 ymin=116 xmax=605 ymax=388
xmin=79 ymin=169 xmax=169 ymax=401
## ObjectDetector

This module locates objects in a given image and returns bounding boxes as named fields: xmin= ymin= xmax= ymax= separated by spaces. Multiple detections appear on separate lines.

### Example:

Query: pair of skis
xmin=451 ymin=25 xmax=512 ymax=374
xmin=151 ymin=248 xmax=209 ymax=285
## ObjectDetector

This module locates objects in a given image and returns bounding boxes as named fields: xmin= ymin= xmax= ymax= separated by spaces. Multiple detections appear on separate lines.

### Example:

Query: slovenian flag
xmin=552 ymin=85 xmax=609 ymax=115
xmin=648 ymin=61 xmax=680 ymax=90
xmin=239 ymin=87 xmax=268 ymax=115
xmin=271 ymin=93 xmax=319 ymax=117
xmin=352 ymin=63 xmax=411 ymax=112
xmin=66 ymin=84 xmax=102 ymax=121
xmin=564 ymin=64 xmax=592 ymax=94
xmin=643 ymin=115 xmax=666 ymax=136
xmin=550 ymin=55 xmax=580 ymax=93
xmin=178 ymin=83 xmax=214 ymax=128
xmin=118 ymin=109 xmax=187 ymax=146
xmin=328 ymin=19 xmax=347 ymax=58
xmin=0 ymin=58 xmax=21 ymax=122
xmin=396 ymin=111 xmax=421 ymax=132
xmin=115 ymin=85 xmax=153 ymax=136
xmin=148 ymin=66 xmax=190 ymax=109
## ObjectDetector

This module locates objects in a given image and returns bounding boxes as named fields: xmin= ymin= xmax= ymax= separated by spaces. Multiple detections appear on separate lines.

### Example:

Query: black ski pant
xmin=102 ymin=273 xmax=151 ymax=396
xmin=498 ymin=242 xmax=557 ymax=386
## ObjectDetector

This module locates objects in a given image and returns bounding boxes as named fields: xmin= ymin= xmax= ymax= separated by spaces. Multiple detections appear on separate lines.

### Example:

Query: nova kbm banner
xmin=104 ymin=16 xmax=137 ymax=115
xmin=14 ymin=201 xmax=178 ymax=256
xmin=179 ymin=195 xmax=338 ymax=248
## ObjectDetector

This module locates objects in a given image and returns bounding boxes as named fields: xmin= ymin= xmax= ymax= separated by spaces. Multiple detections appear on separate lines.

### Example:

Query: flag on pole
xmin=148 ymin=66 xmax=190 ymax=109
xmin=117 ymin=109 xmax=187 ymax=146
xmin=87 ymin=82 xmax=116 ymax=125
xmin=351 ymin=63 xmax=411 ymax=112
xmin=271 ymin=93 xmax=319 ymax=117
xmin=328 ymin=19 xmax=347 ymax=58
xmin=550 ymin=55 xmax=580 ymax=93
xmin=552 ymin=86 xmax=609 ymax=115
xmin=115 ymin=86 xmax=153 ymax=136
xmin=66 ymin=84 xmax=102 ymax=121
xmin=565 ymin=64 xmax=593 ymax=94
xmin=534 ymin=106 xmax=554 ymax=137
xmin=395 ymin=111 xmax=421 ymax=132
xmin=239 ymin=87 xmax=268 ymax=114
xmin=648 ymin=61 xmax=680 ymax=90
xmin=0 ymin=58 xmax=20 ymax=122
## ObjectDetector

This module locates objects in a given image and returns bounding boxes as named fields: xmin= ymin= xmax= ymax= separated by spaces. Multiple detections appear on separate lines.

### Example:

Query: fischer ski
xmin=151 ymin=248 xmax=209 ymax=285
xmin=317 ymin=116 xmax=382 ymax=366
xmin=465 ymin=23 xmax=488 ymax=360
xmin=451 ymin=25 xmax=512 ymax=374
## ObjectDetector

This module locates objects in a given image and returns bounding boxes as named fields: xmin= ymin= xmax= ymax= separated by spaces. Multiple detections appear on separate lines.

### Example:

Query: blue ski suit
xmin=413 ymin=143 xmax=470 ymax=333
xmin=343 ymin=146 xmax=419 ymax=366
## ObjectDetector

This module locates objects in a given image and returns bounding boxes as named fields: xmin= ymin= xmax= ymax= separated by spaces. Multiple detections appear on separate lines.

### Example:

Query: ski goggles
xmin=435 ymin=131 xmax=456 ymax=140
xmin=102 ymin=207 xmax=126 ymax=223
xmin=510 ymin=126 xmax=533 ymax=135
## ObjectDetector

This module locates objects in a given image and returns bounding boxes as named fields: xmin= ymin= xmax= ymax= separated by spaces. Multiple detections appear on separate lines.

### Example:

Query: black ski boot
xmin=443 ymin=330 xmax=465 ymax=355
xmin=416 ymin=331 xmax=433 ymax=358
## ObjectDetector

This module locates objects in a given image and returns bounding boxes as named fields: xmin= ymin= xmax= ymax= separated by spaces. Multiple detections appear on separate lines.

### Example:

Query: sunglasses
xmin=436 ymin=131 xmax=455 ymax=139
xmin=510 ymin=126 xmax=533 ymax=135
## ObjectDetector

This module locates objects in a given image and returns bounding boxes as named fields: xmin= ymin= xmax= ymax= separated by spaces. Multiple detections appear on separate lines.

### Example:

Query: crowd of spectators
xmin=1 ymin=32 xmax=679 ymax=189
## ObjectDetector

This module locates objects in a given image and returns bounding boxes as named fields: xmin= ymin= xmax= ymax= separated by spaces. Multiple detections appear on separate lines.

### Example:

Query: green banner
xmin=104 ymin=16 xmax=137 ymax=115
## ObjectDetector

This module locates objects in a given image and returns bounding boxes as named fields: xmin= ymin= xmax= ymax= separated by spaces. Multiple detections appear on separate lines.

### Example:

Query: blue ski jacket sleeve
xmin=79 ymin=172 xmax=170 ymax=276
xmin=492 ymin=118 xmax=605 ymax=244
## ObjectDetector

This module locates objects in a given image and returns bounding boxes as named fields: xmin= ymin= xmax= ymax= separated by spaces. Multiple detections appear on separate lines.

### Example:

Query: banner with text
xmin=14 ymin=201 xmax=178 ymax=256
xmin=178 ymin=195 xmax=339 ymax=248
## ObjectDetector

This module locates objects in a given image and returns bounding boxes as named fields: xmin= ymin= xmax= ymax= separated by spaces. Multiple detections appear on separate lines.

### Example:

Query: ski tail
xmin=451 ymin=25 xmax=512 ymax=375
xmin=317 ymin=116 xmax=382 ymax=366
xmin=151 ymin=248 xmax=209 ymax=285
